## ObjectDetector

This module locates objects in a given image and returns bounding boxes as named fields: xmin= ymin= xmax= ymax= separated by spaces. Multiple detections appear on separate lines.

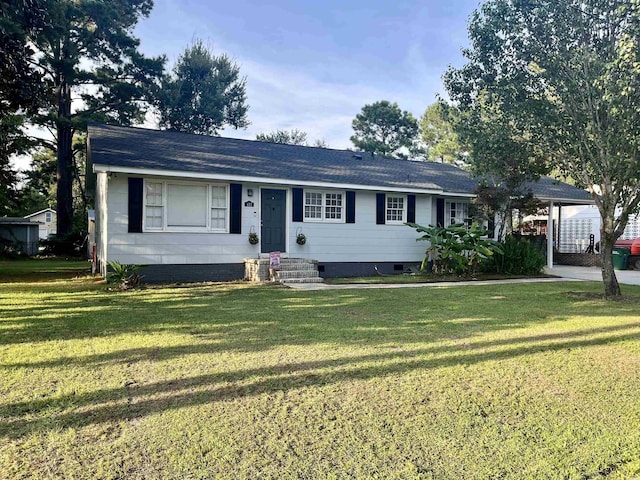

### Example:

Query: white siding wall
xmin=96 ymin=172 xmax=109 ymax=273
xmin=106 ymin=175 xmax=261 ymax=265
xmin=27 ymin=211 xmax=57 ymax=238
xmin=288 ymin=190 xmax=431 ymax=262
xmin=104 ymin=175 xmax=434 ymax=265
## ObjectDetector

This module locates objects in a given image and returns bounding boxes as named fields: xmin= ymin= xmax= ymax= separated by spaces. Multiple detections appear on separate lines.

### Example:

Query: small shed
xmin=0 ymin=217 xmax=40 ymax=255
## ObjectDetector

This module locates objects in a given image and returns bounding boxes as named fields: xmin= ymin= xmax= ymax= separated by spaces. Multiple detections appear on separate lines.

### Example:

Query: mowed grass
xmin=1 ymin=260 xmax=640 ymax=479
xmin=325 ymin=273 xmax=552 ymax=284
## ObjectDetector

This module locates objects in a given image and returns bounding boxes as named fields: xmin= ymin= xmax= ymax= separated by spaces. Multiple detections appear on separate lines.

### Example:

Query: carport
xmin=522 ymin=178 xmax=595 ymax=269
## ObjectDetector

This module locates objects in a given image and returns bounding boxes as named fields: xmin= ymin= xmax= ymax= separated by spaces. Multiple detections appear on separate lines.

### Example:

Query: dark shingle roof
xmin=87 ymin=124 xmax=593 ymax=202
xmin=521 ymin=177 xmax=592 ymax=202
xmin=0 ymin=217 xmax=38 ymax=225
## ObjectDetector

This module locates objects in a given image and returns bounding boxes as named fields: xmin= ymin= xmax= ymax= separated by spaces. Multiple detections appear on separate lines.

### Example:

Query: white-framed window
xmin=145 ymin=182 xmax=164 ymax=230
xmin=143 ymin=179 xmax=229 ymax=232
xmin=45 ymin=211 xmax=52 ymax=223
xmin=304 ymin=190 xmax=344 ymax=222
xmin=210 ymin=185 xmax=227 ymax=230
xmin=386 ymin=195 xmax=406 ymax=224
xmin=304 ymin=191 xmax=323 ymax=220
xmin=324 ymin=192 xmax=343 ymax=220
xmin=446 ymin=201 xmax=471 ymax=227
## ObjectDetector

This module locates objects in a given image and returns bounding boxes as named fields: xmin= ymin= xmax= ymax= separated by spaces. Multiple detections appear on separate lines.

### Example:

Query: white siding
xmin=104 ymin=175 xmax=436 ymax=265
xmin=289 ymin=191 xmax=431 ymax=262
xmin=106 ymin=175 xmax=261 ymax=265
xmin=96 ymin=172 xmax=109 ymax=273
xmin=27 ymin=212 xmax=57 ymax=238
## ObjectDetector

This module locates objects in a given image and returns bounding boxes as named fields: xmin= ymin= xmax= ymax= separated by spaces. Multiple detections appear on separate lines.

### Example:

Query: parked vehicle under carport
xmin=614 ymin=237 xmax=640 ymax=270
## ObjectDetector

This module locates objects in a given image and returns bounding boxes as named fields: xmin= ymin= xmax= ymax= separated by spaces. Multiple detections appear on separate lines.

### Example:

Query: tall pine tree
xmin=157 ymin=40 xmax=249 ymax=135
xmin=5 ymin=0 xmax=164 ymax=237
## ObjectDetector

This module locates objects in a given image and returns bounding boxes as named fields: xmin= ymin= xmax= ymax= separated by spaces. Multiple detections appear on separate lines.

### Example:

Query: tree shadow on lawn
xmin=1 ymin=281 xmax=639 ymax=350
xmin=0 ymin=284 xmax=254 ymax=345
xmin=2 ymin=316 xmax=638 ymax=371
xmin=0 ymin=260 xmax=90 ymax=284
xmin=1 ymin=320 xmax=639 ymax=439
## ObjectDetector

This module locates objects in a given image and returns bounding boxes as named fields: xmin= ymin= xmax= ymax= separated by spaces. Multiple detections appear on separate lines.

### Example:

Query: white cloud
xmin=220 ymin=58 xmax=394 ymax=149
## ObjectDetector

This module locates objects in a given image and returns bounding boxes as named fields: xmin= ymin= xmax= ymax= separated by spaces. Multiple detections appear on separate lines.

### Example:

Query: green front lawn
xmin=0 ymin=258 xmax=90 ymax=281
xmin=325 ymin=272 xmax=553 ymax=284
xmin=1 ymin=259 xmax=640 ymax=479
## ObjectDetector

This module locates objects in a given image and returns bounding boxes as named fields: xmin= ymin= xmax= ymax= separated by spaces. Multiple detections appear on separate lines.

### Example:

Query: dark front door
xmin=261 ymin=189 xmax=286 ymax=253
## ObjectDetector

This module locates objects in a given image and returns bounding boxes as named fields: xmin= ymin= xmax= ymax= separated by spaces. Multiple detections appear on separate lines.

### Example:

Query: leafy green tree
xmin=0 ymin=0 xmax=47 ymax=116
xmin=420 ymin=102 xmax=464 ymax=164
xmin=0 ymin=1 xmax=48 ymax=217
xmin=256 ymin=129 xmax=308 ymax=145
xmin=158 ymin=40 xmax=249 ymax=135
xmin=350 ymin=100 xmax=421 ymax=158
xmin=16 ymin=135 xmax=89 ymax=233
xmin=4 ymin=0 xmax=164 ymax=238
xmin=18 ymin=149 xmax=57 ymax=213
xmin=0 ymin=115 xmax=29 ymax=216
xmin=256 ymin=129 xmax=329 ymax=148
xmin=445 ymin=0 xmax=640 ymax=298
xmin=455 ymin=90 xmax=550 ymax=239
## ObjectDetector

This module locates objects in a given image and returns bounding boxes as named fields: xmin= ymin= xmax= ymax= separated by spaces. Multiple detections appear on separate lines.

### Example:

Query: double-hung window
xmin=324 ymin=192 xmax=343 ymax=220
xmin=386 ymin=195 xmax=406 ymax=224
xmin=210 ymin=186 xmax=227 ymax=230
xmin=304 ymin=192 xmax=323 ymax=220
xmin=304 ymin=190 xmax=344 ymax=222
xmin=143 ymin=180 xmax=228 ymax=232
xmin=145 ymin=182 xmax=164 ymax=229
xmin=446 ymin=201 xmax=470 ymax=227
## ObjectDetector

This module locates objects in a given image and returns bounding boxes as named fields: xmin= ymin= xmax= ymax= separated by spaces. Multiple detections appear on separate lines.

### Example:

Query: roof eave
xmin=24 ymin=208 xmax=55 ymax=218
xmin=535 ymin=196 xmax=595 ymax=205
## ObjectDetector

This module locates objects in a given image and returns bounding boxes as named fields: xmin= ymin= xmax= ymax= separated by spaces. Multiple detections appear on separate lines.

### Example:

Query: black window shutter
xmin=487 ymin=218 xmax=495 ymax=239
xmin=292 ymin=188 xmax=303 ymax=222
xmin=376 ymin=193 xmax=386 ymax=224
xmin=407 ymin=194 xmax=416 ymax=223
xmin=230 ymin=183 xmax=242 ymax=234
xmin=436 ymin=198 xmax=445 ymax=227
xmin=346 ymin=191 xmax=356 ymax=223
xmin=128 ymin=177 xmax=143 ymax=233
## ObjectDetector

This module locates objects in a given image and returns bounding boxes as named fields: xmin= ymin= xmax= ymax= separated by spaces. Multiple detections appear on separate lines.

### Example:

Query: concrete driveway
xmin=546 ymin=265 xmax=640 ymax=286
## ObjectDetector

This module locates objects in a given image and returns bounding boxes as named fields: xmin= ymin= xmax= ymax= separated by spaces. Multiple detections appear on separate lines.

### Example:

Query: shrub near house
xmin=484 ymin=235 xmax=546 ymax=276
xmin=407 ymin=222 xmax=503 ymax=276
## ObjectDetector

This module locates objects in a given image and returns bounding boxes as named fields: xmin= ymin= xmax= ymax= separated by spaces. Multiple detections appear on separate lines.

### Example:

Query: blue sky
xmin=134 ymin=0 xmax=481 ymax=148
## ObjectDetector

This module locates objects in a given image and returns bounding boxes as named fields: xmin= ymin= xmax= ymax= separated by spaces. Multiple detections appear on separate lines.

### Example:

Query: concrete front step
xmin=273 ymin=269 xmax=320 ymax=280
xmin=273 ymin=263 xmax=318 ymax=271
xmin=279 ymin=277 xmax=325 ymax=284
xmin=245 ymin=257 xmax=323 ymax=284
xmin=272 ymin=258 xmax=318 ymax=265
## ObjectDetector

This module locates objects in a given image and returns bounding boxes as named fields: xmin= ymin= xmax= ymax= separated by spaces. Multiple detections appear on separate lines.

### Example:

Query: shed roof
xmin=88 ymin=123 xmax=593 ymax=203
xmin=0 ymin=217 xmax=40 ymax=225
xmin=24 ymin=208 xmax=56 ymax=219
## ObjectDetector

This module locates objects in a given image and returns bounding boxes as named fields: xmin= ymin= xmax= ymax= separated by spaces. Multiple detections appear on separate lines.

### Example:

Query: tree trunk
xmin=56 ymin=72 xmax=73 ymax=238
xmin=600 ymin=232 xmax=621 ymax=299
